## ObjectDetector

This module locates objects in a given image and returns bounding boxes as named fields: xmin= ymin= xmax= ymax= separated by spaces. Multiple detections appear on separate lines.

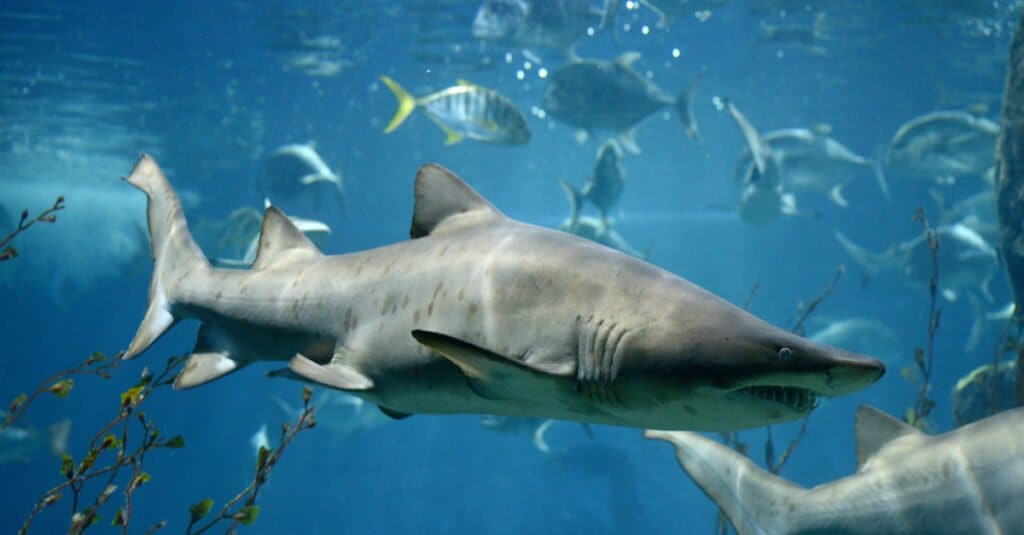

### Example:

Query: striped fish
xmin=379 ymin=76 xmax=531 ymax=145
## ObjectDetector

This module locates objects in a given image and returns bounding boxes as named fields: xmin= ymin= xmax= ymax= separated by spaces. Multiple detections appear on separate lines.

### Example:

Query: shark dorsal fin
xmin=252 ymin=205 xmax=323 ymax=270
xmin=410 ymin=164 xmax=503 ymax=239
xmin=615 ymin=51 xmax=642 ymax=69
xmin=855 ymin=405 xmax=924 ymax=469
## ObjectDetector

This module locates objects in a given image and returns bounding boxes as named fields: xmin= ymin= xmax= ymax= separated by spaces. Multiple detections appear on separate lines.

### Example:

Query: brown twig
xmin=19 ymin=355 xmax=186 ymax=535
xmin=185 ymin=386 xmax=317 ymax=534
xmin=789 ymin=265 xmax=845 ymax=336
xmin=3 ymin=352 xmax=119 ymax=432
xmin=906 ymin=208 xmax=940 ymax=428
xmin=0 ymin=196 xmax=65 ymax=261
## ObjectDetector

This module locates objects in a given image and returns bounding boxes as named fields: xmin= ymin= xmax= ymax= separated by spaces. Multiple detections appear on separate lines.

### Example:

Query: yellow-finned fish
xmin=379 ymin=75 xmax=531 ymax=145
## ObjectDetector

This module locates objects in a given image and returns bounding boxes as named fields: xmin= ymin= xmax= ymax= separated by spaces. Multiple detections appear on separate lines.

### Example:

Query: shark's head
xmin=617 ymin=281 xmax=885 ymax=430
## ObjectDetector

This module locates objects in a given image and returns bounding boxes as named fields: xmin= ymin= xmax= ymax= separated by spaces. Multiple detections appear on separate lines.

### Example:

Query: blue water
xmin=0 ymin=1 xmax=1019 ymax=533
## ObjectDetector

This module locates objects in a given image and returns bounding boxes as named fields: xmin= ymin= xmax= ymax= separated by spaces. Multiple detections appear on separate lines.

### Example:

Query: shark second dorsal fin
xmin=252 ymin=205 xmax=323 ymax=270
xmin=410 ymin=164 xmax=503 ymax=239
xmin=855 ymin=405 xmax=924 ymax=469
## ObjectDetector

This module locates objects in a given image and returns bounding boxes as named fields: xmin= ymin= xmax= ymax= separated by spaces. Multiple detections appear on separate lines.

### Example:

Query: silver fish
xmin=380 ymin=76 xmax=531 ymax=145
xmin=887 ymin=110 xmax=998 ymax=184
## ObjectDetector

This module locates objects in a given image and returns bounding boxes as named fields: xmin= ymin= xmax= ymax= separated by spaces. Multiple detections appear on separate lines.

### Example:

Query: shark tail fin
xmin=645 ymin=430 xmax=805 ymax=535
xmin=123 ymin=154 xmax=209 ymax=360
xmin=379 ymin=75 xmax=417 ymax=134
xmin=833 ymin=229 xmax=894 ymax=277
xmin=558 ymin=179 xmax=583 ymax=231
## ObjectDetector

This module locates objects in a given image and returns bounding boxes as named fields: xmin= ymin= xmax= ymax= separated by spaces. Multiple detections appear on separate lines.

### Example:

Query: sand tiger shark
xmin=646 ymin=405 xmax=1024 ymax=534
xmin=122 ymin=154 xmax=883 ymax=430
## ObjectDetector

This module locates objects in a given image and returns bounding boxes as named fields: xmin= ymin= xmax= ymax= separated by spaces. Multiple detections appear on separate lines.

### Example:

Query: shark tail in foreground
xmin=645 ymin=429 xmax=802 ymax=535
xmin=122 ymin=154 xmax=209 ymax=362
xmin=122 ymin=154 xmax=324 ymax=389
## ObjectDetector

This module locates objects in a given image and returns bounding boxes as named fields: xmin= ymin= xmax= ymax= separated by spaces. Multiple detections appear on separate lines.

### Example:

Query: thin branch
xmin=3 ymin=352 xmax=119 ymax=432
xmin=906 ymin=208 xmax=940 ymax=428
xmin=0 ymin=196 xmax=65 ymax=261
xmin=790 ymin=265 xmax=844 ymax=336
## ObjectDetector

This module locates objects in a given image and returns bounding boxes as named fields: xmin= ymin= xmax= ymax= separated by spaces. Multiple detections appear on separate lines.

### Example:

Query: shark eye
xmin=777 ymin=347 xmax=793 ymax=361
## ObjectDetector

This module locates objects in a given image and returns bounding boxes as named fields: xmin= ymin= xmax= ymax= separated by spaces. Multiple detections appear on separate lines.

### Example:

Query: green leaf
xmin=164 ymin=435 xmax=185 ymax=449
xmin=60 ymin=453 xmax=74 ymax=479
xmin=86 ymin=352 xmax=107 ymax=365
xmin=48 ymin=378 xmax=74 ymax=398
xmin=236 ymin=505 xmax=260 ymax=526
xmin=301 ymin=385 xmax=313 ymax=404
xmin=112 ymin=508 xmax=126 ymax=526
xmin=8 ymin=392 xmax=27 ymax=414
xmin=189 ymin=498 xmax=214 ymax=523
xmin=120 ymin=385 xmax=144 ymax=407
xmin=256 ymin=445 xmax=271 ymax=471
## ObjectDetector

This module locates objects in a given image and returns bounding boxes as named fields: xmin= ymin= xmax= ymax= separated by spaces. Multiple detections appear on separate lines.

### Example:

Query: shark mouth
xmin=740 ymin=385 xmax=818 ymax=413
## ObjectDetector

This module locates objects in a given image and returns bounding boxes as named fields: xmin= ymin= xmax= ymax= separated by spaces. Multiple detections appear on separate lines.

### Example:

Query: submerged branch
xmin=0 ymin=196 xmax=65 ymax=262
xmin=906 ymin=208 xmax=940 ymax=428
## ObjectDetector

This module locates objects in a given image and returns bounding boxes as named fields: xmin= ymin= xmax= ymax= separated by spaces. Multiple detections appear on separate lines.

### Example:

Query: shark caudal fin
xmin=122 ymin=154 xmax=209 ymax=360
xmin=833 ymin=229 xmax=898 ymax=278
xmin=645 ymin=430 xmax=805 ymax=535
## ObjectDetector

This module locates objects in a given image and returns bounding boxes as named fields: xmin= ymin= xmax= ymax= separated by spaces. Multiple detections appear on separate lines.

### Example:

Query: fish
xmin=930 ymin=187 xmax=997 ymax=242
xmin=646 ymin=404 xmax=1024 ymax=535
xmin=271 ymin=391 xmax=390 ymax=441
xmin=471 ymin=0 xmax=600 ymax=59
xmin=559 ymin=215 xmax=647 ymax=259
xmin=261 ymin=142 xmax=345 ymax=213
xmin=835 ymin=223 xmax=998 ymax=303
xmin=122 ymin=155 xmax=883 ymax=431
xmin=952 ymin=359 xmax=1021 ymax=427
xmin=379 ymin=76 xmax=531 ymax=146
xmin=639 ymin=0 xmax=732 ymax=28
xmin=216 ymin=200 xmax=331 ymax=268
xmin=886 ymin=110 xmax=999 ymax=185
xmin=542 ymin=52 xmax=704 ymax=153
xmin=479 ymin=415 xmax=560 ymax=452
xmin=560 ymin=139 xmax=626 ymax=228
xmin=807 ymin=318 xmax=902 ymax=366
xmin=732 ymin=123 xmax=890 ymax=207
xmin=755 ymin=12 xmax=830 ymax=55
xmin=0 ymin=417 xmax=70 ymax=464
xmin=249 ymin=424 xmax=270 ymax=459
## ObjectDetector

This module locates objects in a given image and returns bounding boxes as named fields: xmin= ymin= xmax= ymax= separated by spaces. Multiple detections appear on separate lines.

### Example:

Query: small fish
xmin=560 ymin=139 xmax=626 ymax=227
xmin=952 ymin=359 xmax=1019 ymax=426
xmin=471 ymin=0 xmax=600 ymax=59
xmin=887 ymin=110 xmax=998 ymax=185
xmin=271 ymin=391 xmax=390 ymax=443
xmin=479 ymin=415 xmax=559 ymax=453
xmin=216 ymin=200 xmax=332 ymax=268
xmin=0 ymin=417 xmax=70 ymax=464
xmin=261 ymin=142 xmax=345 ymax=213
xmin=807 ymin=318 xmax=902 ymax=366
xmin=249 ymin=424 xmax=270 ymax=460
xmin=542 ymin=52 xmax=704 ymax=153
xmin=756 ymin=12 xmax=830 ymax=55
xmin=380 ymin=76 xmax=531 ymax=145
xmin=640 ymin=0 xmax=731 ymax=28
xmin=835 ymin=223 xmax=998 ymax=303
xmin=559 ymin=215 xmax=648 ymax=259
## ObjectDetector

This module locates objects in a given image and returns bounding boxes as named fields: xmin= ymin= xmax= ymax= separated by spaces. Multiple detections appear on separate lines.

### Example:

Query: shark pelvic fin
xmin=252 ymin=205 xmax=323 ymax=270
xmin=174 ymin=352 xmax=239 ymax=390
xmin=411 ymin=330 xmax=568 ymax=402
xmin=410 ymin=164 xmax=503 ymax=239
xmin=378 ymin=406 xmax=412 ymax=420
xmin=855 ymin=404 xmax=924 ymax=470
xmin=288 ymin=353 xmax=374 ymax=391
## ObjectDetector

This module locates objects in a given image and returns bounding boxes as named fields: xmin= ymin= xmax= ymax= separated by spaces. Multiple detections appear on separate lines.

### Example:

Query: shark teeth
xmin=742 ymin=385 xmax=818 ymax=413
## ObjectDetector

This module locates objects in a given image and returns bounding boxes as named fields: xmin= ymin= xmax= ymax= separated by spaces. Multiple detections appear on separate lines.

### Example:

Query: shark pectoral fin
xmin=410 ymin=330 xmax=566 ymax=401
xmin=288 ymin=353 xmax=374 ymax=392
xmin=174 ymin=352 xmax=240 ymax=390
xmin=532 ymin=419 xmax=555 ymax=453
xmin=855 ymin=404 xmax=924 ymax=470
xmin=378 ymin=406 xmax=412 ymax=420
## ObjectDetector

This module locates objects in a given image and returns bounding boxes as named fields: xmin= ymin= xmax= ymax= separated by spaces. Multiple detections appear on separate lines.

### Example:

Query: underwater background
xmin=1 ymin=0 xmax=1021 ymax=533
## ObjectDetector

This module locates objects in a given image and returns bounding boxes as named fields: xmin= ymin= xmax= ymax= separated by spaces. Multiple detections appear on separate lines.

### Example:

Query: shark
xmin=646 ymin=405 xmax=1024 ymax=534
xmin=122 ymin=154 xmax=883 ymax=430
